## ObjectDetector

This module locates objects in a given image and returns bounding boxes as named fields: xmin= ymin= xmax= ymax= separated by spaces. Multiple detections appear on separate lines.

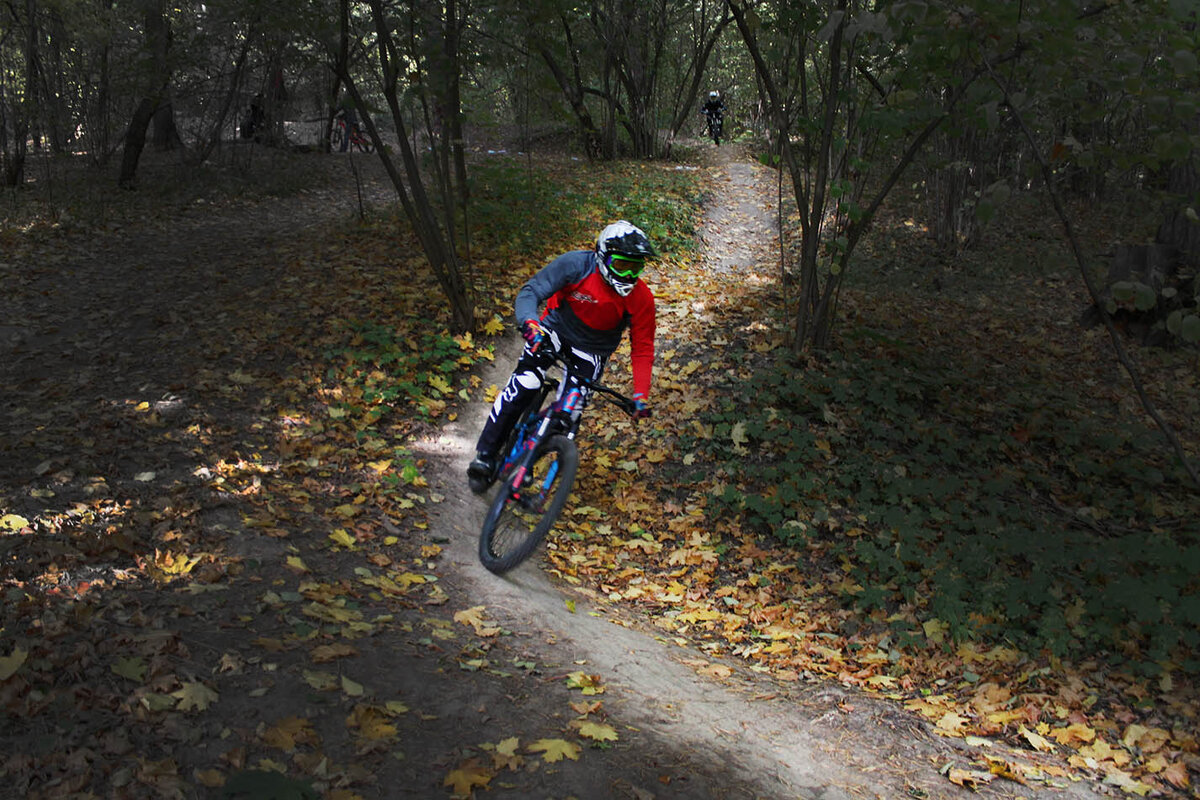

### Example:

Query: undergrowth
xmin=466 ymin=157 xmax=702 ymax=269
xmin=709 ymin=331 xmax=1200 ymax=676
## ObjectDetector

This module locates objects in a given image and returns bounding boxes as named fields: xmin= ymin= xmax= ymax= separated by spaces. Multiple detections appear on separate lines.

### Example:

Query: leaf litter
xmin=0 ymin=144 xmax=1193 ymax=798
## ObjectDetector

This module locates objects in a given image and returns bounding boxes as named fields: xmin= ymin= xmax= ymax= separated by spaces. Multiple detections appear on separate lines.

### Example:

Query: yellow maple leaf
xmin=311 ymin=643 xmax=357 ymax=663
xmin=341 ymin=675 xmax=365 ymax=696
xmin=348 ymin=706 xmax=397 ymax=741
xmin=1019 ymin=725 xmax=1056 ymax=752
xmin=935 ymin=711 xmax=969 ymax=734
xmin=1051 ymin=722 xmax=1096 ymax=745
xmin=565 ymin=671 xmax=605 ymax=695
xmin=151 ymin=549 xmax=201 ymax=577
xmin=527 ymin=738 xmax=581 ymax=763
xmin=172 ymin=682 xmax=218 ymax=712
xmin=922 ymin=618 xmax=949 ymax=644
xmin=453 ymin=605 xmax=502 ymax=636
xmin=575 ymin=720 xmax=618 ymax=742
xmin=284 ymin=555 xmax=309 ymax=573
xmin=444 ymin=759 xmax=493 ymax=797
xmin=730 ymin=421 xmax=749 ymax=452
xmin=329 ymin=528 xmax=356 ymax=548
xmin=489 ymin=736 xmax=525 ymax=771
xmin=261 ymin=715 xmax=316 ymax=750
xmin=392 ymin=571 xmax=427 ymax=590
xmin=483 ymin=316 xmax=505 ymax=336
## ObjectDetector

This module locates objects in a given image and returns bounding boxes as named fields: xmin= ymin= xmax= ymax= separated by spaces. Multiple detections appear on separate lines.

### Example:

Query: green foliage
xmin=323 ymin=320 xmax=464 ymax=419
xmin=1106 ymin=271 xmax=1200 ymax=346
xmin=708 ymin=336 xmax=1199 ymax=673
xmin=467 ymin=158 xmax=702 ymax=267
xmin=222 ymin=770 xmax=318 ymax=800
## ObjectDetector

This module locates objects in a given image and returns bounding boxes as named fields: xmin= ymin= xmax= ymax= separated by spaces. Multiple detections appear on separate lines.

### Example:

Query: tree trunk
xmin=117 ymin=0 xmax=174 ymax=186
xmin=151 ymin=101 xmax=182 ymax=149
xmin=356 ymin=0 xmax=474 ymax=332
xmin=118 ymin=97 xmax=156 ymax=188
xmin=531 ymin=9 xmax=605 ymax=159
xmin=4 ymin=0 xmax=38 ymax=187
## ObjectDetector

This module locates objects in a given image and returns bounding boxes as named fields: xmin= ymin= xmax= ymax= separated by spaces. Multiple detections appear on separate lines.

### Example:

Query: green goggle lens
xmin=606 ymin=253 xmax=645 ymax=278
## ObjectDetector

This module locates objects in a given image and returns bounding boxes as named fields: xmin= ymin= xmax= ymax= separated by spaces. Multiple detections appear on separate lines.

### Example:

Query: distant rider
xmin=467 ymin=221 xmax=657 ymax=494
xmin=701 ymin=90 xmax=726 ymax=143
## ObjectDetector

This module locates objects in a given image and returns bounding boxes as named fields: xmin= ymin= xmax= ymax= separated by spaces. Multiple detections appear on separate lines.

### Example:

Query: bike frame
xmin=496 ymin=355 xmax=634 ymax=494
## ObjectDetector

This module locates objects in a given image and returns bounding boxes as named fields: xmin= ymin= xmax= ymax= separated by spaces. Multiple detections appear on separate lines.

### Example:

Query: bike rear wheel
xmin=478 ymin=434 xmax=578 ymax=574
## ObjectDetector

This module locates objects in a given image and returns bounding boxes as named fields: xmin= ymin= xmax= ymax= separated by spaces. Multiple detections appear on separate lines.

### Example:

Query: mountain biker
xmin=701 ymin=90 xmax=726 ymax=143
xmin=467 ymin=220 xmax=657 ymax=494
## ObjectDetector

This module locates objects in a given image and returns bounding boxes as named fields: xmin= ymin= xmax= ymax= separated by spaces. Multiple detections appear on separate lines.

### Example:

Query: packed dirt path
xmin=0 ymin=145 xmax=1112 ymax=799
xmin=418 ymin=143 xmax=1109 ymax=800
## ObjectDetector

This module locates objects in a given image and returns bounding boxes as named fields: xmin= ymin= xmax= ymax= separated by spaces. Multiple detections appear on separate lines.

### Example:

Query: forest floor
xmin=0 ymin=139 xmax=1143 ymax=799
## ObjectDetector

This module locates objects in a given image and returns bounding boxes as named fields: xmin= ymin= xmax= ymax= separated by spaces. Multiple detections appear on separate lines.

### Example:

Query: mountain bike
xmin=478 ymin=352 xmax=640 ymax=574
xmin=331 ymin=118 xmax=373 ymax=153
xmin=704 ymin=111 xmax=723 ymax=146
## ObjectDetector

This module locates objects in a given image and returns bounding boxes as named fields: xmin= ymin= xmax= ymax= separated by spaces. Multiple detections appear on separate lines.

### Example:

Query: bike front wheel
xmin=478 ymin=434 xmax=578 ymax=574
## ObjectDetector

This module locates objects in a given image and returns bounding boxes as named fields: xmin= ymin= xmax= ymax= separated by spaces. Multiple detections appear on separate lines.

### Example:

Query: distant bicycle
xmin=704 ymin=110 xmax=723 ymax=146
xmin=331 ymin=117 xmax=373 ymax=153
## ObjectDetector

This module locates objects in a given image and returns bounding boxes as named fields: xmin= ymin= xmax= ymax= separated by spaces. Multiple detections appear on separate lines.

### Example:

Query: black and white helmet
xmin=595 ymin=220 xmax=656 ymax=297
xmin=710 ymin=90 xmax=719 ymax=100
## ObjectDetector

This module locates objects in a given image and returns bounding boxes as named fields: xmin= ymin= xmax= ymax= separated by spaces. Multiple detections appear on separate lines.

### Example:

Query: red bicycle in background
xmin=330 ymin=116 xmax=373 ymax=153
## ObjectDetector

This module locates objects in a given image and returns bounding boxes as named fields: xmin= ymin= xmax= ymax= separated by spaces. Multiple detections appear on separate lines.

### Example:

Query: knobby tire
xmin=478 ymin=434 xmax=578 ymax=574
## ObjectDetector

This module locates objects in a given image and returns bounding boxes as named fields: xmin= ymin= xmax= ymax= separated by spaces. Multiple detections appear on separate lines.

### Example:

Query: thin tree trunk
xmin=355 ymin=0 xmax=473 ymax=332
xmin=118 ymin=97 xmax=156 ymax=188
xmin=117 ymin=0 xmax=174 ymax=186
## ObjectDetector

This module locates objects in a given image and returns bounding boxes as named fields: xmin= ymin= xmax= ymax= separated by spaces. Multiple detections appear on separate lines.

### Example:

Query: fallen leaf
xmin=311 ymin=643 xmax=358 ymax=663
xmin=444 ymin=758 xmax=493 ymax=797
xmin=565 ymin=671 xmax=605 ymax=695
xmin=0 ymin=646 xmax=28 ymax=680
xmin=1019 ymin=725 xmax=1055 ymax=752
xmin=261 ymin=716 xmax=318 ymax=750
xmin=527 ymin=738 xmax=581 ymax=763
xmin=329 ymin=529 xmax=356 ymax=548
xmin=575 ymin=720 xmax=619 ymax=742
xmin=302 ymin=670 xmax=338 ymax=691
xmin=111 ymin=656 xmax=147 ymax=683
xmin=0 ymin=514 xmax=30 ymax=532
xmin=173 ymin=682 xmax=219 ymax=712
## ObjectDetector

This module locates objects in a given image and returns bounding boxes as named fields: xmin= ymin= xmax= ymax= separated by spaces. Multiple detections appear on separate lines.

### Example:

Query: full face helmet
xmin=595 ymin=220 xmax=656 ymax=297
xmin=710 ymin=91 xmax=719 ymax=100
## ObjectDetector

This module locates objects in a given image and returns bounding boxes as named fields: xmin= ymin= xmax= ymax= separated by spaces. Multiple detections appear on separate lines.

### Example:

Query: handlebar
xmin=545 ymin=352 xmax=639 ymax=418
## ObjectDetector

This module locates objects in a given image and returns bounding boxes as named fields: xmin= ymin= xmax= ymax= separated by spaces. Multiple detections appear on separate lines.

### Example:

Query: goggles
xmin=604 ymin=252 xmax=645 ymax=279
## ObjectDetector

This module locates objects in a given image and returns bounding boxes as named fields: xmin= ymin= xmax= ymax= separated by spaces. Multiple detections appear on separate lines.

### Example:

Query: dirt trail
xmin=415 ymin=145 xmax=1108 ymax=800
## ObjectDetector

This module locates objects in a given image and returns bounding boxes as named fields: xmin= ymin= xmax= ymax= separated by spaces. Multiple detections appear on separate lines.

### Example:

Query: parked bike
xmin=331 ymin=118 xmax=373 ymax=153
xmin=478 ymin=351 xmax=640 ymax=574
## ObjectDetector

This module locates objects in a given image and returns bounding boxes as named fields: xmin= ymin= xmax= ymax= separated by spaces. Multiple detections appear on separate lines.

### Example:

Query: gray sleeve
xmin=514 ymin=251 xmax=593 ymax=322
